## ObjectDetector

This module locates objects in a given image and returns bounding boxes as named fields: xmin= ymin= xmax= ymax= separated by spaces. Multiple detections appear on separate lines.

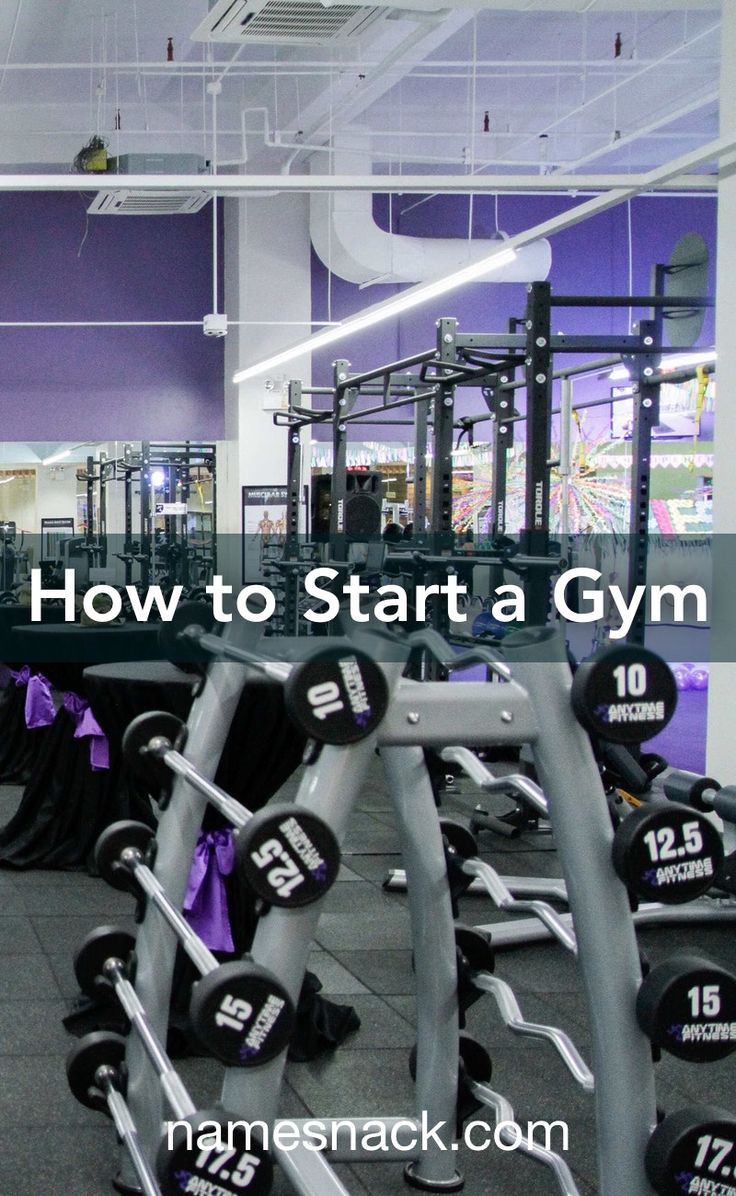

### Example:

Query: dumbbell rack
xmin=93 ymin=618 xmax=674 ymax=1196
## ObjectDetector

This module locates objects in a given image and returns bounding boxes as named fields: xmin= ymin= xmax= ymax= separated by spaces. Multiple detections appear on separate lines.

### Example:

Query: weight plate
xmin=440 ymin=819 xmax=478 ymax=862
xmin=571 ymin=644 xmax=677 ymax=745
xmin=189 ymin=960 xmax=295 ymax=1067
xmin=122 ymin=711 xmax=185 ymax=790
xmin=458 ymin=1033 xmax=493 ymax=1084
xmin=74 ymin=925 xmax=136 ymax=1001
xmin=646 ymin=1106 xmax=736 ymax=1196
xmin=637 ymin=955 xmax=736 ymax=1063
xmin=409 ymin=1033 xmax=493 ymax=1086
xmin=94 ymin=820 xmax=156 ymax=893
xmin=237 ymin=804 xmax=341 ymax=908
xmin=158 ymin=1110 xmax=273 ymax=1196
xmin=284 ymin=647 xmax=389 ymax=744
xmin=158 ymin=600 xmax=215 ymax=667
xmin=66 ymin=1030 xmax=127 ymax=1114
xmin=612 ymin=803 xmax=723 ymax=905
xmin=663 ymin=770 xmax=720 ymax=813
xmin=454 ymin=924 xmax=495 ymax=975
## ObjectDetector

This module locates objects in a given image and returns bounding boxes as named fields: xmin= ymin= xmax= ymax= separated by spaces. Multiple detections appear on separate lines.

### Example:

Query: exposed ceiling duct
xmin=309 ymin=142 xmax=552 ymax=286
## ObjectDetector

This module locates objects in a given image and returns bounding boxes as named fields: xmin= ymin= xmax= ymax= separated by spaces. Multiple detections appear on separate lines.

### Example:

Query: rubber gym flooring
xmin=0 ymin=754 xmax=733 ymax=1196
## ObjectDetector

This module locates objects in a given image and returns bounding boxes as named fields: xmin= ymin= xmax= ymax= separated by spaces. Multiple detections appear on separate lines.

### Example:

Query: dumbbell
xmin=67 ymin=1030 xmax=273 ymax=1196
xmin=637 ymin=954 xmax=736 ymax=1063
xmin=122 ymin=715 xmax=341 ymax=907
xmin=86 ymin=848 xmax=295 ymax=1067
xmin=664 ymin=768 xmax=736 ymax=826
xmin=646 ymin=1106 xmax=736 ymax=1196
xmin=158 ymin=603 xmax=390 ymax=745
xmin=571 ymin=643 xmax=678 ymax=746
xmin=612 ymin=800 xmax=724 ymax=904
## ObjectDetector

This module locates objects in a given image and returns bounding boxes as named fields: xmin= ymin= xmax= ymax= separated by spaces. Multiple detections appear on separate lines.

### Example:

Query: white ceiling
xmin=0 ymin=0 xmax=722 ymax=180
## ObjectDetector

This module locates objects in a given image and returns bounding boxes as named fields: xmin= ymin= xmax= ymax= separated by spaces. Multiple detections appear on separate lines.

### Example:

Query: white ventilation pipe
xmin=310 ymin=142 xmax=551 ymax=287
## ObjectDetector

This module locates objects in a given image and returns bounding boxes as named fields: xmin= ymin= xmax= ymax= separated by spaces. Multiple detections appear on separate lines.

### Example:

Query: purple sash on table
xmin=9 ymin=666 xmax=57 ymax=730
xmin=25 ymin=674 xmax=56 ymax=729
xmin=184 ymin=830 xmax=235 ymax=953
xmin=63 ymin=691 xmax=110 ymax=771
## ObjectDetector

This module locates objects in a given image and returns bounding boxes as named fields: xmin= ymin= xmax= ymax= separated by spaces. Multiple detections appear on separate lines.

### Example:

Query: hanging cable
xmin=0 ymin=0 xmax=23 ymax=95
xmin=626 ymin=199 xmax=633 ymax=332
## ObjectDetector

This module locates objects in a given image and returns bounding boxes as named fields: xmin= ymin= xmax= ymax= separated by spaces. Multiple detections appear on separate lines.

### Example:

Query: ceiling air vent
xmin=192 ymin=0 xmax=385 ymax=44
xmin=87 ymin=191 xmax=211 ymax=216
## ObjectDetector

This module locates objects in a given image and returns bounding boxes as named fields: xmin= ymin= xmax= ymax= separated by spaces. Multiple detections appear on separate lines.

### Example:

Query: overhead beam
xmin=0 ymin=170 xmax=717 ymax=193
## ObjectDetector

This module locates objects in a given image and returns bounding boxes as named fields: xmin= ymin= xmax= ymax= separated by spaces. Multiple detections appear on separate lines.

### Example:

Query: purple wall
xmin=311 ymin=192 xmax=717 ymax=440
xmin=0 ymin=193 xmax=224 ymax=439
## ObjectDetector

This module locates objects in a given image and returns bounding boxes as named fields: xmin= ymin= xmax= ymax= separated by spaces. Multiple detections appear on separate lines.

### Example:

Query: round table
xmin=9 ymin=622 xmax=162 ymax=694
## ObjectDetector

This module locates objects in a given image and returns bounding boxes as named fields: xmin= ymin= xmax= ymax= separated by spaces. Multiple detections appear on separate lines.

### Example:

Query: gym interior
xmin=0 ymin=2 xmax=733 ymax=1194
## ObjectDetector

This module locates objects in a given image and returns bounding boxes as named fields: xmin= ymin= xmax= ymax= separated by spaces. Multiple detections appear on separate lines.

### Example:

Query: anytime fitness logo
xmin=339 ymin=657 xmax=372 ymax=727
xmin=278 ymin=815 xmax=327 ymax=881
xmin=594 ymin=700 xmax=665 ymax=726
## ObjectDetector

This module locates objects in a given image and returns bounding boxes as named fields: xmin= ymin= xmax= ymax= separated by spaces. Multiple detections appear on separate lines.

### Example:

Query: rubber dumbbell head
xmin=646 ymin=1106 xmax=736 ymax=1195
xmin=235 ymin=803 xmax=341 ymax=908
xmin=122 ymin=711 xmax=186 ymax=791
xmin=637 ymin=954 xmax=736 ymax=1062
xmin=74 ymin=924 xmax=136 ymax=1002
xmin=158 ymin=1110 xmax=273 ymax=1196
xmin=283 ymin=646 xmax=390 ymax=745
xmin=571 ymin=644 xmax=677 ymax=746
xmin=189 ymin=960 xmax=295 ymax=1067
xmin=66 ymin=1030 xmax=127 ymax=1115
xmin=612 ymin=802 xmax=723 ymax=904
xmin=95 ymin=820 xmax=156 ymax=893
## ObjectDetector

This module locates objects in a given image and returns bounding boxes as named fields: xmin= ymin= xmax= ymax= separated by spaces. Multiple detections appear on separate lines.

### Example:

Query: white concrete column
xmin=705 ymin=2 xmax=736 ymax=779
xmin=219 ymin=193 xmax=313 ymax=580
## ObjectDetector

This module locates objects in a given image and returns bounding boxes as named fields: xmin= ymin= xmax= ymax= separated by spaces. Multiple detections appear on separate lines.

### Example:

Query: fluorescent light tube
xmin=233 ymin=246 xmax=517 ymax=385
xmin=41 ymin=448 xmax=73 ymax=466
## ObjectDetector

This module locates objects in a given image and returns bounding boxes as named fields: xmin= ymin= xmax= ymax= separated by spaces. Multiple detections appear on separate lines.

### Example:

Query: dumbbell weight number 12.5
xmin=250 ymin=839 xmax=305 ymax=900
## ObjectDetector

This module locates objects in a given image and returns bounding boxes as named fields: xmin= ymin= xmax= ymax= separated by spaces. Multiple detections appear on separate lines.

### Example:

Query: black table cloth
xmin=0 ymin=626 xmax=163 ymax=871
xmin=0 ymin=605 xmax=67 ymax=783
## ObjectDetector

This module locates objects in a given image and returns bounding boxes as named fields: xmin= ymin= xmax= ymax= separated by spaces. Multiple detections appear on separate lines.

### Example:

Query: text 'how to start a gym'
xmin=30 ymin=567 xmax=708 ymax=639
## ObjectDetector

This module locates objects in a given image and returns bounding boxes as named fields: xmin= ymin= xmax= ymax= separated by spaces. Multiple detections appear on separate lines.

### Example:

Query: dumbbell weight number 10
xmin=612 ymin=663 xmax=647 ymax=697
xmin=643 ymin=821 xmax=703 ymax=863
xmin=195 ymin=1145 xmax=264 ymax=1189
xmin=307 ymin=681 xmax=344 ymax=721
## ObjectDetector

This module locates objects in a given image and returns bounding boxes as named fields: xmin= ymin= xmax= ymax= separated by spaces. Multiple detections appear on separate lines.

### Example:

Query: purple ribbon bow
xmin=184 ymin=830 xmax=235 ymax=954
xmin=63 ymin=691 xmax=110 ymax=771
xmin=10 ymin=665 xmax=30 ymax=688
xmin=25 ymin=674 xmax=56 ymax=730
